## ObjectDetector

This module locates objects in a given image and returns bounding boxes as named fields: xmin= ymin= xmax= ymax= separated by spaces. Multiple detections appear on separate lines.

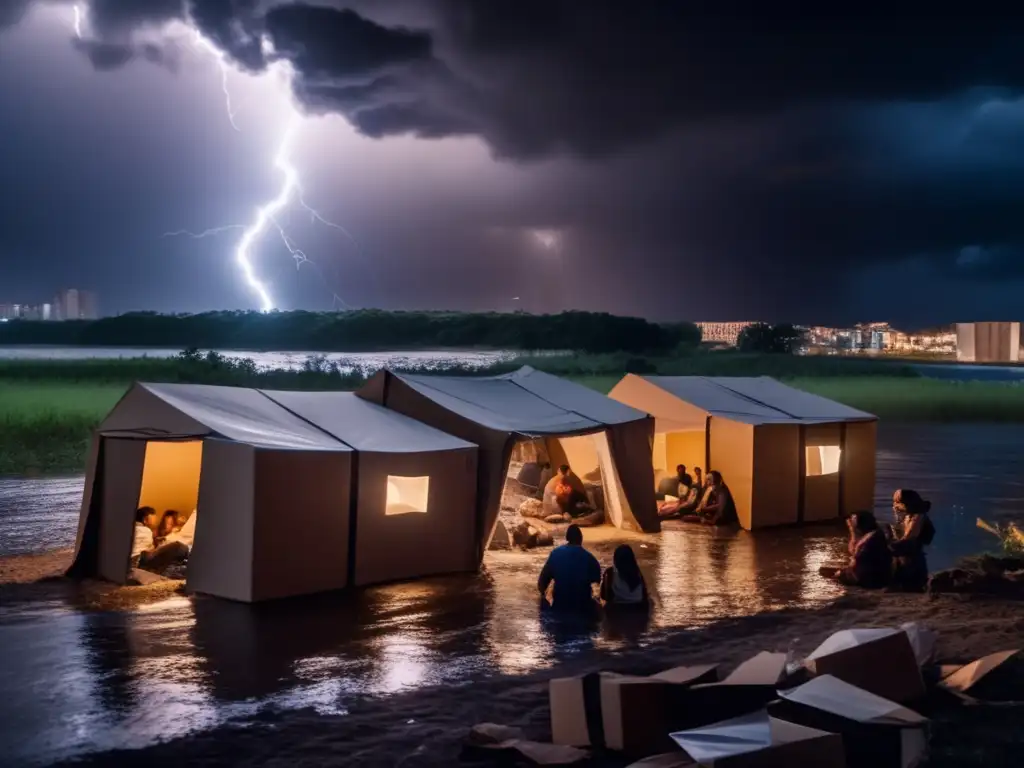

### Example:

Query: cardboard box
xmin=670 ymin=711 xmax=846 ymax=767
xmin=805 ymin=629 xmax=926 ymax=703
xmin=938 ymin=649 xmax=1020 ymax=701
xmin=767 ymin=675 xmax=928 ymax=768
xmin=551 ymin=654 xmax=787 ymax=757
xmin=550 ymin=665 xmax=718 ymax=752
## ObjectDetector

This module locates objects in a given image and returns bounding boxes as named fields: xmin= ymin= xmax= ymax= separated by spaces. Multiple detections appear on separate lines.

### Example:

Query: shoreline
xmin=49 ymin=589 xmax=1024 ymax=767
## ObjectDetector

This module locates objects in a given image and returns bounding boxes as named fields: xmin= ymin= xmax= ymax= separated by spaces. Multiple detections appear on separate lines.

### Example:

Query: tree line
xmin=0 ymin=310 xmax=703 ymax=354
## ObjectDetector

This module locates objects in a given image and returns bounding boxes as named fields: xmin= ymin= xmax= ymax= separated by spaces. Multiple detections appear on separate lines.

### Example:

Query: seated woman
xmin=657 ymin=476 xmax=699 ymax=519
xmin=682 ymin=470 xmax=737 ymax=526
xmin=154 ymin=510 xmax=177 ymax=545
xmin=887 ymin=489 xmax=936 ymax=592
xmin=600 ymin=544 xmax=650 ymax=610
xmin=833 ymin=511 xmax=892 ymax=589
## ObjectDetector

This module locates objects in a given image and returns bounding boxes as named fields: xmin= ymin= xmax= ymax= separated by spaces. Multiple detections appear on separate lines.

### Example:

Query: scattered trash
xmin=669 ymin=710 xmax=844 ymax=767
xmin=551 ymin=665 xmax=718 ymax=755
xmin=938 ymin=649 xmax=1021 ymax=703
xmin=769 ymin=675 xmax=928 ymax=768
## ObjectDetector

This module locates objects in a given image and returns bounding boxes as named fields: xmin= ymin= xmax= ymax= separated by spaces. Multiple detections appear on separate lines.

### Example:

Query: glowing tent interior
xmin=608 ymin=375 xmax=877 ymax=529
xmin=69 ymin=383 xmax=478 ymax=602
xmin=357 ymin=365 xmax=660 ymax=558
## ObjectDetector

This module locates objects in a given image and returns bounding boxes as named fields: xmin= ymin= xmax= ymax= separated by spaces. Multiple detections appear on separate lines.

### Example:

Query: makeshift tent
xmin=608 ymin=375 xmax=876 ymax=529
xmin=70 ymin=383 xmax=478 ymax=602
xmin=357 ymin=366 xmax=659 ymax=558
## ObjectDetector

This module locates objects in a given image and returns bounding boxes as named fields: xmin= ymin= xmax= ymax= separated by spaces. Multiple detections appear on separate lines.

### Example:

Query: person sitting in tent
xmin=886 ymin=489 xmax=936 ymax=592
xmin=656 ymin=464 xmax=692 ymax=500
xmin=139 ymin=509 xmax=193 ymax=575
xmin=657 ymin=475 xmax=700 ymax=519
xmin=154 ymin=510 xmax=177 ymax=546
xmin=693 ymin=470 xmax=737 ymax=526
xmin=546 ymin=464 xmax=592 ymax=518
xmin=692 ymin=467 xmax=704 ymax=497
xmin=600 ymin=544 xmax=650 ymax=610
xmin=833 ymin=511 xmax=892 ymax=589
xmin=538 ymin=524 xmax=601 ymax=613
xmin=130 ymin=506 xmax=158 ymax=569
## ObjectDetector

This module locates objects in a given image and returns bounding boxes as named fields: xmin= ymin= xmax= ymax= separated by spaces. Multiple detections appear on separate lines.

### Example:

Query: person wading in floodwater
xmin=537 ymin=524 xmax=601 ymax=613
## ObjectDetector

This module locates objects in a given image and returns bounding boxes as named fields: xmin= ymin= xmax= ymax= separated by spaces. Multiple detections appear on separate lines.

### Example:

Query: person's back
xmin=538 ymin=525 xmax=601 ymax=612
xmin=600 ymin=544 xmax=649 ymax=610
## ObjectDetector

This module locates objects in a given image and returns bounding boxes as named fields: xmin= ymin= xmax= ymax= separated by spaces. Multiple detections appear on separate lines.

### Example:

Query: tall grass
xmin=2 ymin=351 xmax=1023 ymax=475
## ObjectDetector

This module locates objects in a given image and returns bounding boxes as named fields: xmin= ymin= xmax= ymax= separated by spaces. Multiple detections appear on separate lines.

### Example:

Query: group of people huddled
xmin=829 ymin=489 xmax=936 ymax=592
xmin=131 ymin=506 xmax=195 ymax=575
xmin=656 ymin=464 xmax=737 ymax=526
xmin=538 ymin=524 xmax=650 ymax=613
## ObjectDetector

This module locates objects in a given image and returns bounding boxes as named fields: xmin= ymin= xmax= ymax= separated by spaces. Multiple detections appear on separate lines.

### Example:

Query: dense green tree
xmin=0 ymin=310 xmax=702 ymax=355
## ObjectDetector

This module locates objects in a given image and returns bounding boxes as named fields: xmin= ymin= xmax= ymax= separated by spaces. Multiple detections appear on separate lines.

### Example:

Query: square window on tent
xmin=385 ymin=476 xmax=430 ymax=515
xmin=806 ymin=445 xmax=842 ymax=477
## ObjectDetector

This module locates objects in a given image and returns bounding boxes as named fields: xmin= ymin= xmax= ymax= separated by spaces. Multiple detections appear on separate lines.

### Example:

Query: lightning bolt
xmin=69 ymin=3 xmax=358 ymax=311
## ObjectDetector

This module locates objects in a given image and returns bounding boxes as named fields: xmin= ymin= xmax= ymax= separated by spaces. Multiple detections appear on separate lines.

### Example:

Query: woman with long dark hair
xmin=887 ymin=489 xmax=936 ymax=592
xmin=600 ymin=544 xmax=650 ymax=609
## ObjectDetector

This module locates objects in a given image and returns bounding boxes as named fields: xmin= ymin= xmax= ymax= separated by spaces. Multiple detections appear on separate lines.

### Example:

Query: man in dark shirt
xmin=538 ymin=524 xmax=601 ymax=612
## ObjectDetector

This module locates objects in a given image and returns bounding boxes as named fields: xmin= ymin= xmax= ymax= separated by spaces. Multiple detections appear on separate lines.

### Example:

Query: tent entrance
xmin=130 ymin=439 xmax=202 ymax=580
xmin=653 ymin=428 xmax=707 ymax=493
xmin=501 ymin=432 xmax=630 ymax=535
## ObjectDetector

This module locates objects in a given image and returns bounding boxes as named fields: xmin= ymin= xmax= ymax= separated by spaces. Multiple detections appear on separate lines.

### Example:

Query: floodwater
xmin=1 ymin=423 xmax=1023 ymax=765
xmin=0 ymin=346 xmax=518 ymax=372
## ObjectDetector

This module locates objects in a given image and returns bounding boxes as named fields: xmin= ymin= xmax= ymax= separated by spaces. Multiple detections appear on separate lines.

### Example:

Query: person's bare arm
xmin=538 ymin=556 xmax=554 ymax=595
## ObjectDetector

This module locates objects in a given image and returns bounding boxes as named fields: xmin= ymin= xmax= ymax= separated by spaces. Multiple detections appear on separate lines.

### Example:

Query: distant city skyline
xmin=0 ymin=288 xmax=99 ymax=321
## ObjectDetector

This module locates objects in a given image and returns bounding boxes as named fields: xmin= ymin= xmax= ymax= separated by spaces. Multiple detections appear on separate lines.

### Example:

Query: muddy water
xmin=1 ymin=423 xmax=1023 ymax=765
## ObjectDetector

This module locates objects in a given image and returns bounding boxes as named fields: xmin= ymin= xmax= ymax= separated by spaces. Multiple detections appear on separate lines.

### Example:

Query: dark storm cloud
xmin=4 ymin=1 xmax=1024 ymax=323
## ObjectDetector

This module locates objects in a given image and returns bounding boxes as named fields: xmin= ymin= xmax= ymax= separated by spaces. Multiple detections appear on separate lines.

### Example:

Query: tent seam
xmin=255 ymin=390 xmax=357 ymax=451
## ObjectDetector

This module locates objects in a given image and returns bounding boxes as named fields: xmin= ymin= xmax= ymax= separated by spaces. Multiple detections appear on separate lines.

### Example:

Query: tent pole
xmin=346 ymin=453 xmax=360 ymax=587
xmin=838 ymin=422 xmax=848 ymax=517
xmin=797 ymin=425 xmax=807 ymax=524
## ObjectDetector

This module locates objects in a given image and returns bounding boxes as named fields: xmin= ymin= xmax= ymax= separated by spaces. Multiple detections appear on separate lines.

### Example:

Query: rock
xmin=573 ymin=509 xmax=606 ymax=528
xmin=519 ymin=498 xmax=546 ymax=519
xmin=545 ymin=513 xmax=569 ymax=524
xmin=127 ymin=568 xmax=168 ymax=586
xmin=488 ymin=520 xmax=512 ymax=551
xmin=511 ymin=521 xmax=538 ymax=550
xmin=468 ymin=723 xmax=526 ymax=745
xmin=535 ymin=531 xmax=554 ymax=547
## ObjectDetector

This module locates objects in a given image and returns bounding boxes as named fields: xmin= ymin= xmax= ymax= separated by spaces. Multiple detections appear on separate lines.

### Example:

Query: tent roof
xmin=635 ymin=376 xmax=876 ymax=425
xmin=261 ymin=390 xmax=475 ymax=453
xmin=385 ymin=366 xmax=648 ymax=435
xmin=127 ymin=383 xmax=349 ymax=451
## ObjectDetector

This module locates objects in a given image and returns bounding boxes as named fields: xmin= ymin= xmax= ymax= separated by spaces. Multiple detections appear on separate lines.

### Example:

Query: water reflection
xmin=3 ymin=423 xmax=1024 ymax=764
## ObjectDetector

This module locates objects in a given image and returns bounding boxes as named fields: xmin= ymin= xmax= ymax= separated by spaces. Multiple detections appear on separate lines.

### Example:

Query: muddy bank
xmin=0 ymin=549 xmax=184 ymax=611
xmin=56 ymin=591 xmax=1024 ymax=768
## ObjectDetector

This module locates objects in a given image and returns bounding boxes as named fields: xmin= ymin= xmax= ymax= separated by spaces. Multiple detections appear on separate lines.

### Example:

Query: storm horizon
xmin=2 ymin=2 xmax=1023 ymax=327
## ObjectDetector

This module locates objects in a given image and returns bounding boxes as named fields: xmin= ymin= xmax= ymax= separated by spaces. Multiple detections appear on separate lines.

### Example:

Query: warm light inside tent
xmin=805 ymin=445 xmax=842 ymax=477
xmin=385 ymin=475 xmax=430 ymax=515
xmin=138 ymin=440 xmax=203 ymax=516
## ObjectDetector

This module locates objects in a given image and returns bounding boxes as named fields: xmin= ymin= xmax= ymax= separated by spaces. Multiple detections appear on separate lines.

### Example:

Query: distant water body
xmin=0 ymin=346 xmax=520 ymax=373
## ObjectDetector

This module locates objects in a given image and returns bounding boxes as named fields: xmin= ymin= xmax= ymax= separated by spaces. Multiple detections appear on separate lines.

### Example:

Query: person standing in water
xmin=600 ymin=544 xmax=650 ymax=609
xmin=538 ymin=524 xmax=601 ymax=612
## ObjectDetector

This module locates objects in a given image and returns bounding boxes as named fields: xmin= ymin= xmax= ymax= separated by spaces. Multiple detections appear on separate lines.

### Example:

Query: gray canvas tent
xmin=357 ymin=366 xmax=659 ymax=558
xmin=608 ymin=375 xmax=876 ymax=529
xmin=70 ymin=383 xmax=478 ymax=602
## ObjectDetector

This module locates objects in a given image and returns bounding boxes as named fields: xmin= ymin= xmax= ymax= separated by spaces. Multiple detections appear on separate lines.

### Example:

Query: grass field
xmin=1 ymin=349 xmax=1023 ymax=474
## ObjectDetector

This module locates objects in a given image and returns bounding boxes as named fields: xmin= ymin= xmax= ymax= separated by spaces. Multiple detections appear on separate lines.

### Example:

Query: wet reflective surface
xmin=1 ymin=423 xmax=1023 ymax=765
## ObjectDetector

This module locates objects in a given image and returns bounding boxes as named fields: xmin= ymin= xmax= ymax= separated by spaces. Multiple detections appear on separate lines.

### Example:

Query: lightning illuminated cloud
xmin=73 ymin=3 xmax=356 ymax=311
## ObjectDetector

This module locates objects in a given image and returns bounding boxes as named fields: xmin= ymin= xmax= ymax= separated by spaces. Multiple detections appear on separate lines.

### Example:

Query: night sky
xmin=2 ymin=2 xmax=1023 ymax=326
